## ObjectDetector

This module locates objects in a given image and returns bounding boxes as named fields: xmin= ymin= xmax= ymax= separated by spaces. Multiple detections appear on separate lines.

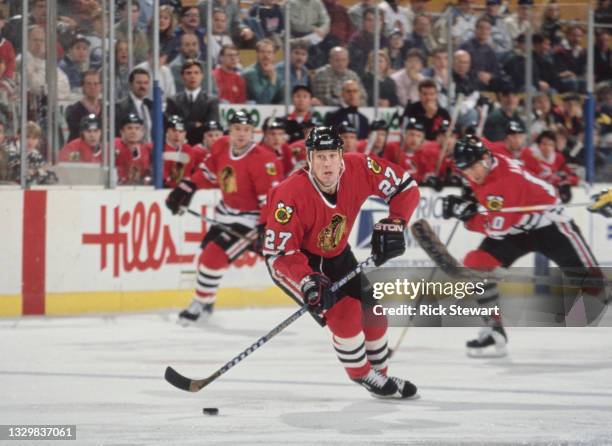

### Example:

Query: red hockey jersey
xmin=114 ymin=138 xmax=153 ymax=185
xmin=519 ymin=146 xmax=579 ymax=186
xmin=163 ymin=142 xmax=194 ymax=188
xmin=264 ymin=152 xmax=420 ymax=285
xmin=59 ymin=138 xmax=102 ymax=163
xmin=464 ymin=153 xmax=568 ymax=239
xmin=189 ymin=135 xmax=283 ymax=227
xmin=386 ymin=141 xmax=447 ymax=183
xmin=256 ymin=141 xmax=288 ymax=179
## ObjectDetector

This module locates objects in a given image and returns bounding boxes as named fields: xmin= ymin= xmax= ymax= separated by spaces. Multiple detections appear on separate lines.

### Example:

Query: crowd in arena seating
xmin=0 ymin=0 xmax=610 ymax=187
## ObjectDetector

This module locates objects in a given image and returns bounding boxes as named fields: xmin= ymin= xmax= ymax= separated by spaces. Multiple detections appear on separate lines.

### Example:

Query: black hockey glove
xmin=251 ymin=223 xmax=266 ymax=256
xmin=371 ymin=218 xmax=406 ymax=266
xmin=423 ymin=175 xmax=443 ymax=191
xmin=442 ymin=195 xmax=478 ymax=221
xmin=557 ymin=183 xmax=572 ymax=204
xmin=166 ymin=180 xmax=196 ymax=215
xmin=300 ymin=273 xmax=335 ymax=313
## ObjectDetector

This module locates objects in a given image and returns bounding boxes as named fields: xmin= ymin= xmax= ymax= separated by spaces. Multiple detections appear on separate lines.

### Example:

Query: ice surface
xmin=1 ymin=307 xmax=612 ymax=446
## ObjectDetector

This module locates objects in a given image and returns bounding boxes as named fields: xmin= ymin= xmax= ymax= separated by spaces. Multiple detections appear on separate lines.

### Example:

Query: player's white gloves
xmin=300 ymin=273 xmax=335 ymax=313
xmin=442 ymin=195 xmax=478 ymax=221
xmin=166 ymin=180 xmax=196 ymax=215
xmin=371 ymin=218 xmax=406 ymax=266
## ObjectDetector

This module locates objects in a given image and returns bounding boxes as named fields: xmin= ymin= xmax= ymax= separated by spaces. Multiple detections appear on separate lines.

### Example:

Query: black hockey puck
xmin=202 ymin=408 xmax=219 ymax=416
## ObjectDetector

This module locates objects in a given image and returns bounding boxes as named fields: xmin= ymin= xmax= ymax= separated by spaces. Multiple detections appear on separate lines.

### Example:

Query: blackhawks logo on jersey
xmin=366 ymin=156 xmax=382 ymax=174
xmin=486 ymin=194 xmax=504 ymax=211
xmin=265 ymin=162 xmax=277 ymax=176
xmin=69 ymin=151 xmax=80 ymax=162
xmin=317 ymin=213 xmax=347 ymax=252
xmin=219 ymin=166 xmax=237 ymax=193
xmin=274 ymin=201 xmax=294 ymax=224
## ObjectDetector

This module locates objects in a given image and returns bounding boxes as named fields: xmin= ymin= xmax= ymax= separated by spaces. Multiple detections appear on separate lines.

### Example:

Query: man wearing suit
xmin=324 ymin=79 xmax=369 ymax=139
xmin=166 ymin=59 xmax=220 ymax=146
xmin=115 ymin=67 xmax=153 ymax=142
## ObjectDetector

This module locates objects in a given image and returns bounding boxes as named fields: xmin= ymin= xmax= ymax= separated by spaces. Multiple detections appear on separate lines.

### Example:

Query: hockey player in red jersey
xmin=263 ymin=126 xmax=421 ymax=398
xmin=187 ymin=120 xmax=225 ymax=176
xmin=520 ymin=130 xmax=579 ymax=203
xmin=59 ymin=114 xmax=103 ymax=163
xmin=115 ymin=113 xmax=153 ymax=185
xmin=166 ymin=111 xmax=284 ymax=324
xmin=483 ymin=120 xmax=526 ymax=159
xmin=162 ymin=115 xmax=194 ymax=188
xmin=258 ymin=117 xmax=290 ymax=178
xmin=442 ymin=135 xmax=605 ymax=357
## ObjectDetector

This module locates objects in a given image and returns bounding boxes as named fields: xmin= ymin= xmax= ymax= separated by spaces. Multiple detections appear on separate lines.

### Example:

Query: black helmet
xmin=166 ymin=114 xmax=186 ymax=131
xmin=203 ymin=120 xmax=223 ymax=133
xmin=302 ymin=115 xmax=323 ymax=129
xmin=79 ymin=113 xmax=100 ymax=131
xmin=506 ymin=120 xmax=525 ymax=135
xmin=121 ymin=113 xmax=143 ymax=128
xmin=453 ymin=135 xmax=489 ymax=170
xmin=405 ymin=116 xmax=425 ymax=133
xmin=262 ymin=117 xmax=285 ymax=132
xmin=370 ymin=119 xmax=388 ymax=132
xmin=337 ymin=121 xmax=357 ymax=135
xmin=305 ymin=126 xmax=344 ymax=152
xmin=228 ymin=110 xmax=254 ymax=126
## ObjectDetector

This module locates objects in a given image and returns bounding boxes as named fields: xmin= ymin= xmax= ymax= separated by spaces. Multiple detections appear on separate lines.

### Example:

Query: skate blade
xmin=466 ymin=344 xmax=507 ymax=358
xmin=177 ymin=312 xmax=213 ymax=327
xmin=371 ymin=392 xmax=421 ymax=401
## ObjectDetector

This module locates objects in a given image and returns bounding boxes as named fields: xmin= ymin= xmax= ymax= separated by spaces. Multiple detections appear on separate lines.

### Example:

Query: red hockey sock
xmin=194 ymin=242 xmax=229 ymax=304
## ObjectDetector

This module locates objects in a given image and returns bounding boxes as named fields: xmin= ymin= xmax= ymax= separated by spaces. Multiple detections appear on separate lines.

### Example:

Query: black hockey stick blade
xmin=165 ymin=366 xmax=214 ymax=392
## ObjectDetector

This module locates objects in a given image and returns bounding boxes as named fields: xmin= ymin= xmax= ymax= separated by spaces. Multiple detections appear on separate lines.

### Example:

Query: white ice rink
xmin=2 ymin=307 xmax=612 ymax=446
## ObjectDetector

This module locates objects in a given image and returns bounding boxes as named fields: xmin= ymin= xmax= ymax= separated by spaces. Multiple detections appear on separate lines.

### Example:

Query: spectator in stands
xmin=391 ymin=48 xmax=425 ymax=106
xmin=553 ymin=25 xmax=587 ymax=93
xmin=423 ymin=48 xmax=450 ymax=108
xmin=65 ymin=70 xmax=102 ymax=142
xmin=84 ymin=8 xmax=104 ymax=69
xmin=0 ymin=28 xmax=16 ymax=99
xmin=482 ymin=0 xmax=513 ymax=55
xmin=62 ymin=0 xmax=99 ymax=32
xmin=595 ymin=30 xmax=612 ymax=84
xmin=533 ymin=32 xmax=560 ymax=92
xmin=16 ymin=25 xmax=70 ymax=101
xmin=348 ymin=0 xmax=377 ymax=30
xmin=362 ymin=50 xmax=399 ymax=107
xmin=9 ymin=121 xmax=58 ymax=186
xmin=347 ymin=8 xmax=387 ymax=78
xmin=114 ymin=40 xmax=130 ymax=102
xmin=115 ymin=68 xmax=152 ymax=142
xmin=210 ymin=9 xmax=236 ymax=64
xmin=312 ymin=46 xmax=367 ymax=106
xmin=248 ymin=0 xmax=284 ymax=41
xmin=595 ymin=0 xmax=612 ymax=26
xmin=135 ymin=51 xmax=176 ymax=105
xmin=325 ymin=79 xmax=370 ymax=139
xmin=115 ymin=113 xmax=152 ymax=185
xmin=483 ymin=84 xmax=524 ymax=141
xmin=378 ymin=0 xmax=412 ymax=36
xmin=388 ymin=28 xmax=406 ymax=72
xmin=242 ymin=38 xmax=284 ymax=104
xmin=166 ymin=59 xmax=220 ymax=145
xmin=169 ymin=6 xmax=206 ymax=63
xmin=285 ymin=85 xmax=315 ymax=142
xmin=557 ymin=93 xmax=584 ymax=141
xmin=402 ymin=78 xmax=450 ymax=140
xmin=452 ymin=49 xmax=479 ymax=98
xmin=404 ymin=14 xmax=434 ymax=60
xmin=323 ymin=0 xmax=354 ymax=46
xmin=503 ymin=34 xmax=539 ymax=92
xmin=0 ymin=119 xmax=15 ymax=182
xmin=4 ymin=0 xmax=51 ymax=49
xmin=459 ymin=16 xmax=500 ymax=91
xmin=540 ymin=0 xmax=564 ymax=47
xmin=59 ymin=114 xmax=102 ymax=163
xmin=504 ymin=0 xmax=533 ymax=42
xmin=198 ymin=0 xmax=255 ymax=49
xmin=276 ymin=39 xmax=311 ymax=94
xmin=213 ymin=44 xmax=246 ymax=104
xmin=169 ymin=33 xmax=205 ymax=93
xmin=450 ymin=0 xmax=477 ymax=46
xmin=150 ymin=5 xmax=178 ymax=57
xmin=530 ymin=92 xmax=563 ymax=138
xmin=59 ymin=35 xmax=91 ymax=92
xmin=287 ymin=0 xmax=331 ymax=69
xmin=115 ymin=1 xmax=149 ymax=65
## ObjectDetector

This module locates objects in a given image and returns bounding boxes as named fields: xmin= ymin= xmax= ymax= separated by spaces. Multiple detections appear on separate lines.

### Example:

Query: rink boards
xmin=0 ymin=184 xmax=610 ymax=317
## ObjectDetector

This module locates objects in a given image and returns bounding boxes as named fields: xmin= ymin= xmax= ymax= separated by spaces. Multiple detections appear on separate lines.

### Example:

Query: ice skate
xmin=352 ymin=369 xmax=399 ymax=399
xmin=466 ymin=325 xmax=508 ymax=358
xmin=389 ymin=376 xmax=419 ymax=399
xmin=178 ymin=299 xmax=214 ymax=326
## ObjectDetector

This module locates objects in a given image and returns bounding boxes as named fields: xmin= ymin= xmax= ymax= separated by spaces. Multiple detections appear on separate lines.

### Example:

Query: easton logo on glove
xmin=373 ymin=219 xmax=405 ymax=232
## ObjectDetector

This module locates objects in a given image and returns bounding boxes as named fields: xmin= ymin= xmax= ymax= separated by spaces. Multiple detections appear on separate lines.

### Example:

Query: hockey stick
xmin=185 ymin=208 xmax=260 ymax=242
xmin=165 ymin=255 xmax=376 ymax=393
xmin=435 ymin=93 xmax=465 ymax=176
xmin=389 ymin=219 xmax=461 ymax=358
